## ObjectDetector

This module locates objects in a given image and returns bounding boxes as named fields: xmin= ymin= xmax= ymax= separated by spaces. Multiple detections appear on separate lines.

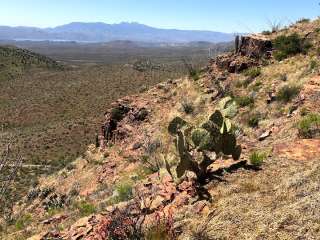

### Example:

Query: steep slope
xmin=2 ymin=19 xmax=320 ymax=239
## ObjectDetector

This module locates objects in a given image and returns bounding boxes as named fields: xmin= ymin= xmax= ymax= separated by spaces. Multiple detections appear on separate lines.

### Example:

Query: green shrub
xmin=247 ymin=113 xmax=261 ymax=128
xmin=250 ymin=81 xmax=262 ymax=91
xmin=243 ymin=67 xmax=261 ymax=79
xmin=235 ymin=96 xmax=254 ymax=108
xmin=76 ymin=201 xmax=96 ymax=217
xmin=262 ymin=30 xmax=272 ymax=35
xmin=310 ymin=60 xmax=318 ymax=70
xmin=249 ymin=151 xmax=267 ymax=167
xmin=273 ymin=33 xmax=312 ymax=61
xmin=235 ymin=80 xmax=243 ymax=88
xmin=298 ymin=113 xmax=320 ymax=138
xmin=190 ymin=69 xmax=200 ymax=81
xmin=300 ymin=107 xmax=309 ymax=116
xmin=116 ymin=183 xmax=133 ymax=202
xmin=296 ymin=18 xmax=310 ymax=24
xmin=276 ymin=85 xmax=300 ymax=103
xmin=273 ymin=51 xmax=288 ymax=61
xmin=181 ymin=100 xmax=194 ymax=114
xmin=15 ymin=214 xmax=32 ymax=230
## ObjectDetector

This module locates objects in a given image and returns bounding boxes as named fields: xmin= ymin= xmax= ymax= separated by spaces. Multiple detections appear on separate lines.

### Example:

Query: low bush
xmin=249 ymin=81 xmax=262 ymax=91
xmin=310 ymin=60 xmax=318 ymax=71
xmin=300 ymin=107 xmax=309 ymax=116
xmin=15 ymin=214 xmax=32 ymax=230
xmin=76 ymin=201 xmax=96 ymax=217
xmin=235 ymin=96 xmax=254 ymax=108
xmin=296 ymin=18 xmax=310 ymax=24
xmin=298 ymin=113 xmax=320 ymax=138
xmin=262 ymin=30 xmax=272 ymax=35
xmin=279 ymin=73 xmax=287 ymax=82
xmin=247 ymin=113 xmax=261 ymax=128
xmin=243 ymin=67 xmax=261 ymax=79
xmin=273 ymin=33 xmax=312 ymax=61
xmin=190 ymin=70 xmax=200 ymax=81
xmin=276 ymin=85 xmax=300 ymax=103
xmin=115 ymin=182 xmax=133 ymax=202
xmin=181 ymin=100 xmax=194 ymax=114
xmin=249 ymin=151 xmax=267 ymax=167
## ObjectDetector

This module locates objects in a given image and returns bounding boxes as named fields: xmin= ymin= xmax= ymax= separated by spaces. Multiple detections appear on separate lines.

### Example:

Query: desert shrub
xmin=76 ymin=201 xmax=96 ymax=217
xmin=300 ymin=107 xmax=309 ymax=116
xmin=297 ymin=113 xmax=320 ymax=138
xmin=276 ymin=85 xmax=300 ymax=103
xmin=15 ymin=214 xmax=32 ymax=230
xmin=190 ymin=69 xmax=200 ymax=81
xmin=235 ymin=96 xmax=254 ymax=108
xmin=243 ymin=67 xmax=261 ymax=79
xmin=39 ymin=187 xmax=54 ymax=200
xmin=235 ymin=80 xmax=243 ymax=88
xmin=102 ymin=205 xmax=146 ymax=240
xmin=115 ymin=182 xmax=133 ymax=203
xmin=262 ymin=30 xmax=272 ymax=35
xmin=249 ymin=151 xmax=267 ymax=167
xmin=279 ymin=73 xmax=287 ymax=82
xmin=27 ymin=187 xmax=40 ymax=201
xmin=273 ymin=34 xmax=312 ymax=61
xmin=250 ymin=81 xmax=262 ymax=91
xmin=141 ymin=138 xmax=162 ymax=172
xmin=242 ymin=78 xmax=252 ymax=88
xmin=181 ymin=100 xmax=194 ymax=114
xmin=42 ymin=193 xmax=67 ymax=211
xmin=110 ymin=105 xmax=130 ymax=121
xmin=310 ymin=59 xmax=318 ymax=70
xmin=268 ymin=19 xmax=282 ymax=33
xmin=68 ymin=183 xmax=80 ymax=197
xmin=235 ymin=77 xmax=254 ymax=88
xmin=296 ymin=18 xmax=310 ymax=24
xmin=247 ymin=113 xmax=261 ymax=128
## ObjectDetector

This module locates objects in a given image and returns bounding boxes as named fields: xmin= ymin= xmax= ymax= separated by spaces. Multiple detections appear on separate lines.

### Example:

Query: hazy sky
xmin=1 ymin=0 xmax=319 ymax=32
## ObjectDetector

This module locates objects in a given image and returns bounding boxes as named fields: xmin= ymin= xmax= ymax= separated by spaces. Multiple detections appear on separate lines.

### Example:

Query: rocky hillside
xmin=0 ymin=45 xmax=62 ymax=80
xmin=2 ymin=19 xmax=320 ymax=239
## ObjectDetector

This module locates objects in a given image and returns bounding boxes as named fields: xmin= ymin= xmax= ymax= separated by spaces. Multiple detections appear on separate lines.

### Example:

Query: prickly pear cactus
xmin=168 ymin=116 xmax=187 ymax=135
xmin=168 ymin=110 xmax=242 ymax=182
xmin=218 ymin=97 xmax=238 ymax=118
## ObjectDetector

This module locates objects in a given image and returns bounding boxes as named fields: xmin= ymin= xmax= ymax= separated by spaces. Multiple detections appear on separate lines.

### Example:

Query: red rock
xmin=192 ymin=201 xmax=208 ymax=214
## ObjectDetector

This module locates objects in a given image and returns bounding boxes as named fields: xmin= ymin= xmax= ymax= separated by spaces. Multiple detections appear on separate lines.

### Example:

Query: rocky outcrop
xmin=235 ymin=35 xmax=272 ymax=58
xmin=211 ymin=34 xmax=272 ymax=73
xmin=101 ymin=100 xmax=150 ymax=146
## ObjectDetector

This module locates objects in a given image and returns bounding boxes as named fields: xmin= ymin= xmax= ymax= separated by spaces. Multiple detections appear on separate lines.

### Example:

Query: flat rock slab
xmin=274 ymin=139 xmax=320 ymax=161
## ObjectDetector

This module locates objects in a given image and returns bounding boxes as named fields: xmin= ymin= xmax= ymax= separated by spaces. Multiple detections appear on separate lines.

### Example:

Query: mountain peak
xmin=0 ymin=22 xmax=235 ymax=43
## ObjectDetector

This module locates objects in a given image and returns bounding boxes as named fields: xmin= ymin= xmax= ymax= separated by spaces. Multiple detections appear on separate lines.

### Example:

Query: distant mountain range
xmin=0 ymin=22 xmax=236 ymax=43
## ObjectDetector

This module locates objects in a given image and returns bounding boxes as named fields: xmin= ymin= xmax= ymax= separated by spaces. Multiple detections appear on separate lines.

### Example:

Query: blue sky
xmin=1 ymin=0 xmax=319 ymax=33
